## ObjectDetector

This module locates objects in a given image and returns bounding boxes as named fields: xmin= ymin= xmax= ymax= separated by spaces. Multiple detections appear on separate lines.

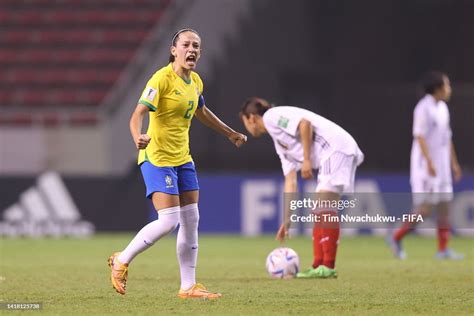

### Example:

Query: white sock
xmin=117 ymin=206 xmax=179 ymax=264
xmin=177 ymin=203 xmax=199 ymax=290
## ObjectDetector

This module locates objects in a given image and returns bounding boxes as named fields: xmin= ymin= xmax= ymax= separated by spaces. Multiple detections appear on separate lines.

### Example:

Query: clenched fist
xmin=228 ymin=132 xmax=247 ymax=148
xmin=134 ymin=134 xmax=151 ymax=150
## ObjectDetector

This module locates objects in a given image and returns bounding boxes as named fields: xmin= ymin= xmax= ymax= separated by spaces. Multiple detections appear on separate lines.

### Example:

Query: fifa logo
xmin=165 ymin=175 xmax=174 ymax=188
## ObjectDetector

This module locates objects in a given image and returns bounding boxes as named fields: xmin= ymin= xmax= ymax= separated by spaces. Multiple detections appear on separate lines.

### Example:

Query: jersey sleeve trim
xmin=139 ymin=100 xmax=157 ymax=112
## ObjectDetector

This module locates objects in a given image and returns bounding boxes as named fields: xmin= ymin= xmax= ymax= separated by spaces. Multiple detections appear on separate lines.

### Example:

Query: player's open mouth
xmin=186 ymin=55 xmax=196 ymax=66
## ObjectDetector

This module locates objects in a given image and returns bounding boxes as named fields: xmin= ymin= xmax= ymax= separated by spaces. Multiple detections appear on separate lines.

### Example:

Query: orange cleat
xmin=107 ymin=252 xmax=128 ymax=295
xmin=178 ymin=283 xmax=222 ymax=300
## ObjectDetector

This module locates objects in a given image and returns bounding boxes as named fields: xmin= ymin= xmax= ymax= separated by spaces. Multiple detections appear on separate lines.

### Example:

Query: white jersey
xmin=263 ymin=106 xmax=364 ymax=175
xmin=410 ymin=94 xmax=452 ymax=185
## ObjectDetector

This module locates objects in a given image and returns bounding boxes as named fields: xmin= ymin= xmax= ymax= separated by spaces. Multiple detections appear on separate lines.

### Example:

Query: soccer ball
xmin=265 ymin=247 xmax=300 ymax=279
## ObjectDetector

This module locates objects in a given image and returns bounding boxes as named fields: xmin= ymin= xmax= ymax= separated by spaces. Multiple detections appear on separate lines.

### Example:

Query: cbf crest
xmin=165 ymin=175 xmax=174 ymax=188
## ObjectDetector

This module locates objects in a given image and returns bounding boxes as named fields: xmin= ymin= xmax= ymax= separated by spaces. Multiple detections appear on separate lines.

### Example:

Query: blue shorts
xmin=140 ymin=161 xmax=199 ymax=198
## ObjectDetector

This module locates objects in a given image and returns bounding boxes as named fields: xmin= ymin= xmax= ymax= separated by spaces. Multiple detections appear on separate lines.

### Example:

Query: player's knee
xmin=158 ymin=206 xmax=180 ymax=235
xmin=187 ymin=212 xmax=199 ymax=227
xmin=180 ymin=203 xmax=200 ymax=227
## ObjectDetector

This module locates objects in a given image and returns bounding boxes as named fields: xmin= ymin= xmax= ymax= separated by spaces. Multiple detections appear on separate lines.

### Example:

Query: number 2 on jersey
xmin=184 ymin=101 xmax=194 ymax=119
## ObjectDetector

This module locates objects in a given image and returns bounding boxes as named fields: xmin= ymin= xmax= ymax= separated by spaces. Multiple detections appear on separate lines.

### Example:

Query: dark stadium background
xmin=194 ymin=0 xmax=474 ymax=172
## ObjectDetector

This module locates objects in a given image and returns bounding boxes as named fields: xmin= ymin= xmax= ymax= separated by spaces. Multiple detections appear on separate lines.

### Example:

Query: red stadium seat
xmin=0 ymin=0 xmax=171 ymax=125
xmin=0 ymin=50 xmax=16 ymax=63
xmin=41 ymin=112 xmax=60 ymax=127
xmin=1 ymin=69 xmax=121 ymax=85
xmin=69 ymin=112 xmax=99 ymax=126
xmin=0 ymin=48 xmax=134 ymax=64
xmin=2 ymin=29 xmax=148 ymax=44
xmin=9 ymin=113 xmax=34 ymax=125
xmin=0 ymin=91 xmax=11 ymax=104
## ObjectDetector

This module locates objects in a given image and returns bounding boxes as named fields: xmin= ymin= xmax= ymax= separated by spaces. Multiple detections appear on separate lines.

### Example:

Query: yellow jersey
xmin=137 ymin=63 xmax=204 ymax=167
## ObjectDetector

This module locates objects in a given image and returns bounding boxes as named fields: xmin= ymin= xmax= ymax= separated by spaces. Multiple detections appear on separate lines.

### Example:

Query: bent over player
xmin=108 ymin=29 xmax=247 ymax=298
xmin=240 ymin=97 xmax=364 ymax=278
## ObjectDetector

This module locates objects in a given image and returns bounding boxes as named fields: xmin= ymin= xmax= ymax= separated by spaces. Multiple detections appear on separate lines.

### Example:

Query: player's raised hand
xmin=275 ymin=223 xmax=289 ymax=243
xmin=135 ymin=134 xmax=151 ymax=150
xmin=301 ymin=159 xmax=313 ymax=179
xmin=228 ymin=132 xmax=247 ymax=148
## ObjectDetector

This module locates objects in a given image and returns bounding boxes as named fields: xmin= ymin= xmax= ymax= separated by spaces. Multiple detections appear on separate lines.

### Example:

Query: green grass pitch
xmin=1 ymin=235 xmax=473 ymax=315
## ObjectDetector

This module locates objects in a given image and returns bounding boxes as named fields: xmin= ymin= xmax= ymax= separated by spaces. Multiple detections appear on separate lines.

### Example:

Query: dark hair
xmin=239 ymin=97 xmax=273 ymax=119
xmin=169 ymin=28 xmax=200 ymax=63
xmin=421 ymin=70 xmax=448 ymax=95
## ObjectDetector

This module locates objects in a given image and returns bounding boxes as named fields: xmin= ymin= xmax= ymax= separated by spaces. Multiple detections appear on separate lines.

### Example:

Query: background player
xmin=387 ymin=71 xmax=463 ymax=260
xmin=239 ymin=97 xmax=364 ymax=278
xmin=108 ymin=29 xmax=247 ymax=298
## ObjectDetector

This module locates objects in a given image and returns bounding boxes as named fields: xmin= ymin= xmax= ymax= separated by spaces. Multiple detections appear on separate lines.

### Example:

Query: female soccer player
xmin=108 ymin=29 xmax=247 ymax=298
xmin=239 ymin=97 xmax=364 ymax=278
xmin=387 ymin=71 xmax=463 ymax=260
